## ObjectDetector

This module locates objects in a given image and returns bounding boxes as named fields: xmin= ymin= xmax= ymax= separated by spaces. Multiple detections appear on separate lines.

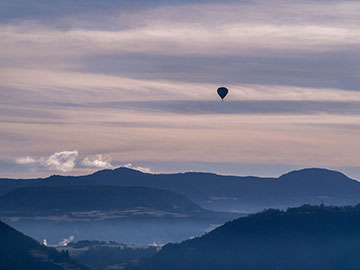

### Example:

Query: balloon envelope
xmin=217 ymin=87 xmax=229 ymax=100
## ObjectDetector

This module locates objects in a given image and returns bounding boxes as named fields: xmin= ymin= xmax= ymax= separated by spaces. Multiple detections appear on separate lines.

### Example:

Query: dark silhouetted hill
xmin=0 ymin=220 xmax=86 ymax=270
xmin=1 ymin=168 xmax=360 ymax=212
xmin=130 ymin=204 xmax=360 ymax=270
xmin=0 ymin=185 xmax=206 ymax=216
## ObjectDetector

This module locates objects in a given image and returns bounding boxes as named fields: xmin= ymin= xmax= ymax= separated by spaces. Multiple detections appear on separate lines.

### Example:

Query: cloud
xmin=15 ymin=156 xmax=37 ymax=164
xmin=14 ymin=151 xmax=116 ymax=173
xmin=124 ymin=163 xmax=152 ymax=174
xmin=2 ymin=0 xmax=360 ymax=179
xmin=81 ymin=100 xmax=360 ymax=115
xmin=58 ymin=235 xmax=75 ymax=247
xmin=3 ymin=68 xmax=360 ymax=105
xmin=2 ymin=1 xmax=360 ymax=92
xmin=1 ymin=20 xmax=359 ymax=60
xmin=81 ymin=155 xmax=113 ymax=169
xmin=43 ymin=150 xmax=78 ymax=172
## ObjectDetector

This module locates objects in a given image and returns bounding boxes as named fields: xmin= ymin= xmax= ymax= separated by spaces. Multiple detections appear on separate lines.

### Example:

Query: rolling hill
xmin=0 ymin=220 xmax=86 ymax=270
xmin=0 ymin=184 xmax=239 ymax=245
xmin=130 ymin=204 xmax=360 ymax=270
xmin=1 ymin=167 xmax=360 ymax=212
xmin=0 ymin=185 xmax=206 ymax=217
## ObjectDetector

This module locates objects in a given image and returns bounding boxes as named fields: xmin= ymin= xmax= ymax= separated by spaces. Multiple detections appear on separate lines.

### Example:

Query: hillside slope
xmin=1 ymin=168 xmax=360 ymax=212
xmin=131 ymin=204 xmax=360 ymax=270
xmin=0 ymin=185 xmax=206 ymax=217
xmin=0 ymin=220 xmax=85 ymax=270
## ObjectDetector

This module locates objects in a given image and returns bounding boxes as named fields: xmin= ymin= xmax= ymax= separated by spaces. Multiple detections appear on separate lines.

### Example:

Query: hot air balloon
xmin=217 ymin=87 xmax=228 ymax=101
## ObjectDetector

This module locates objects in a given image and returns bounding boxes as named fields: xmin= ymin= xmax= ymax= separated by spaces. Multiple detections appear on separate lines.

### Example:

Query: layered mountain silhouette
xmin=1 ymin=168 xmax=359 ymax=212
xmin=0 ymin=177 xmax=238 ymax=244
xmin=0 ymin=186 xmax=206 ymax=217
xmin=0 ymin=220 xmax=85 ymax=270
xmin=130 ymin=204 xmax=360 ymax=270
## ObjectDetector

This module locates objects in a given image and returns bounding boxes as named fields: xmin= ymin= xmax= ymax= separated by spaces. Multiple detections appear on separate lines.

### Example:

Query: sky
xmin=1 ymin=0 xmax=360 ymax=179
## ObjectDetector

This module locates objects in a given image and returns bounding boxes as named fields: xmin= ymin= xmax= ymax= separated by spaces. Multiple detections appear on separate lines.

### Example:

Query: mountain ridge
xmin=130 ymin=204 xmax=360 ymax=270
xmin=1 ymin=167 xmax=359 ymax=212
xmin=0 ymin=219 xmax=86 ymax=270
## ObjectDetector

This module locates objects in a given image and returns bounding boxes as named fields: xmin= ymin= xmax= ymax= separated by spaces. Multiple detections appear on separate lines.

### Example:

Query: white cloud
xmin=15 ymin=151 xmax=116 ymax=173
xmin=15 ymin=156 xmax=37 ymax=164
xmin=43 ymin=150 xmax=78 ymax=172
xmin=58 ymin=235 xmax=75 ymax=247
xmin=81 ymin=155 xmax=113 ymax=169
xmin=124 ymin=163 xmax=152 ymax=174
xmin=15 ymin=151 xmax=78 ymax=172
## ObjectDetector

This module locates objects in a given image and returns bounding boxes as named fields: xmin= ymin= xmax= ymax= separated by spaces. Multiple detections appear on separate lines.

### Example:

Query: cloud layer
xmin=15 ymin=151 xmax=151 ymax=174
xmin=1 ymin=0 xmax=360 ymax=178
xmin=15 ymin=151 xmax=116 ymax=173
xmin=81 ymin=155 xmax=113 ymax=169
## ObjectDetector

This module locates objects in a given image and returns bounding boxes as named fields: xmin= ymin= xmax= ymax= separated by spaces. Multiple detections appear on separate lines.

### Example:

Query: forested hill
xmin=131 ymin=204 xmax=360 ymax=270
xmin=0 ymin=185 xmax=206 ymax=216
xmin=1 ymin=167 xmax=360 ymax=212
xmin=0 ymin=220 xmax=86 ymax=270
